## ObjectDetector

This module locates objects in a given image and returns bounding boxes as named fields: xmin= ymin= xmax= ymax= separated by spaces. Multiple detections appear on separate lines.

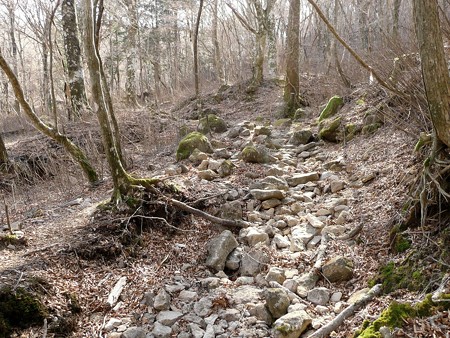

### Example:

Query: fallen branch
xmin=336 ymin=224 xmax=363 ymax=240
xmin=107 ymin=276 xmax=127 ymax=308
xmin=308 ymin=284 xmax=383 ymax=338
xmin=167 ymin=197 xmax=252 ymax=228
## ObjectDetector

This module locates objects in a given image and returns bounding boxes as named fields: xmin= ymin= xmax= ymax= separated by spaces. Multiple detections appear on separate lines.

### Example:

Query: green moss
xmin=273 ymin=118 xmax=292 ymax=127
xmin=240 ymin=146 xmax=266 ymax=163
xmin=355 ymin=294 xmax=450 ymax=337
xmin=345 ymin=123 xmax=362 ymax=141
xmin=0 ymin=287 xmax=48 ymax=336
xmin=374 ymin=260 xmax=425 ymax=293
xmin=318 ymin=95 xmax=344 ymax=121
xmin=176 ymin=132 xmax=213 ymax=161
xmin=275 ymin=324 xmax=291 ymax=334
xmin=393 ymin=234 xmax=411 ymax=253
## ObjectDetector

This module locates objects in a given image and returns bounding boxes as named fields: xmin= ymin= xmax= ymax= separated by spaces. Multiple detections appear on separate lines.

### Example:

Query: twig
xmin=3 ymin=196 xmax=13 ymax=235
xmin=308 ymin=284 xmax=383 ymax=338
xmin=156 ymin=253 xmax=170 ymax=272
xmin=188 ymin=192 xmax=226 ymax=207
xmin=13 ymin=271 xmax=23 ymax=291
xmin=22 ymin=243 xmax=58 ymax=257
xmin=336 ymin=224 xmax=363 ymax=240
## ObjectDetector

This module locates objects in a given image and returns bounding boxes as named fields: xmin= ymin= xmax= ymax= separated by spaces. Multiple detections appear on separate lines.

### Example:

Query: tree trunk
xmin=193 ymin=0 xmax=204 ymax=98
xmin=7 ymin=2 xmax=20 ymax=114
xmin=84 ymin=0 xmax=135 ymax=199
xmin=212 ymin=0 xmax=225 ymax=85
xmin=125 ymin=0 xmax=138 ymax=106
xmin=0 ymin=134 xmax=8 ymax=169
xmin=283 ymin=0 xmax=300 ymax=117
xmin=0 ymin=50 xmax=98 ymax=184
xmin=413 ymin=0 xmax=450 ymax=147
xmin=392 ymin=0 xmax=402 ymax=41
xmin=62 ymin=0 xmax=88 ymax=119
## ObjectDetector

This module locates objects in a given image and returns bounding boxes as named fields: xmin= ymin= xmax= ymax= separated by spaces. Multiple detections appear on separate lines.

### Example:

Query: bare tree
xmin=0 ymin=133 xmax=8 ymax=169
xmin=0 ymin=50 xmax=98 ymax=184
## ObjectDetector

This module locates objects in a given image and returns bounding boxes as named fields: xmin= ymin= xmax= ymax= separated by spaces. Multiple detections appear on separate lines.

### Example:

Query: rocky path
xmin=101 ymin=118 xmax=390 ymax=338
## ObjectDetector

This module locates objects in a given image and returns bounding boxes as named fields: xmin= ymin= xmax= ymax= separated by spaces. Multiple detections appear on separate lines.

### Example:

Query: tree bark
xmin=0 ymin=50 xmax=98 ymax=184
xmin=125 ymin=0 xmax=138 ymax=106
xmin=413 ymin=0 xmax=450 ymax=147
xmin=7 ymin=2 xmax=20 ymax=114
xmin=212 ymin=0 xmax=225 ymax=84
xmin=0 ymin=134 xmax=8 ymax=169
xmin=62 ymin=0 xmax=88 ymax=119
xmin=193 ymin=0 xmax=204 ymax=98
xmin=283 ymin=0 xmax=300 ymax=117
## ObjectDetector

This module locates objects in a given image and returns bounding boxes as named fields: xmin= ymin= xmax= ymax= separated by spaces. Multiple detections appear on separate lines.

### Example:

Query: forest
xmin=0 ymin=0 xmax=449 ymax=337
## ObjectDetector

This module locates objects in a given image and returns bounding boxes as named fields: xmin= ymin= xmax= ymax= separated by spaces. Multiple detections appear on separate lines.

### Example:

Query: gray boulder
xmin=307 ymin=287 xmax=331 ymax=306
xmin=152 ymin=322 xmax=172 ymax=338
xmin=250 ymin=189 xmax=285 ymax=201
xmin=289 ymin=130 xmax=313 ymax=145
xmin=265 ymin=288 xmax=290 ymax=319
xmin=322 ymin=256 xmax=354 ymax=282
xmin=287 ymin=172 xmax=320 ymax=187
xmin=240 ymin=245 xmax=269 ymax=276
xmin=205 ymin=230 xmax=238 ymax=271
xmin=122 ymin=327 xmax=146 ymax=338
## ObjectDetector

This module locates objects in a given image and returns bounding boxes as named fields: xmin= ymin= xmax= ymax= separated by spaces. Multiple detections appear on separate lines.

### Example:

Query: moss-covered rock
xmin=354 ymin=294 xmax=450 ymax=337
xmin=273 ymin=118 xmax=292 ymax=128
xmin=176 ymin=132 xmax=213 ymax=161
xmin=362 ymin=123 xmax=382 ymax=135
xmin=318 ymin=95 xmax=344 ymax=121
xmin=371 ymin=260 xmax=426 ymax=294
xmin=178 ymin=123 xmax=195 ymax=138
xmin=198 ymin=114 xmax=228 ymax=134
xmin=289 ymin=129 xmax=313 ymax=146
xmin=344 ymin=123 xmax=362 ymax=141
xmin=218 ymin=160 xmax=235 ymax=177
xmin=240 ymin=146 xmax=272 ymax=164
xmin=318 ymin=117 xmax=342 ymax=142
xmin=0 ymin=287 xmax=48 ymax=337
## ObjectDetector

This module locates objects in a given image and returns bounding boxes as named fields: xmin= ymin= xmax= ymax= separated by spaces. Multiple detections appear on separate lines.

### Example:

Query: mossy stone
xmin=0 ymin=287 xmax=48 ymax=336
xmin=345 ymin=123 xmax=362 ymax=141
xmin=240 ymin=146 xmax=270 ymax=164
xmin=273 ymin=118 xmax=292 ymax=128
xmin=198 ymin=114 xmax=228 ymax=134
xmin=318 ymin=117 xmax=342 ymax=142
xmin=176 ymin=132 xmax=213 ymax=161
xmin=362 ymin=123 xmax=382 ymax=135
xmin=318 ymin=95 xmax=344 ymax=121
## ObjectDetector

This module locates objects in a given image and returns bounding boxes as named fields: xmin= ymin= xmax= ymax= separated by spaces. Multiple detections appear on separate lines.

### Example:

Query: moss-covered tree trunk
xmin=413 ymin=0 xmax=450 ymax=148
xmin=62 ymin=0 xmax=88 ymax=119
xmin=283 ymin=0 xmax=300 ymax=117
xmin=0 ymin=50 xmax=98 ymax=184
xmin=0 ymin=134 xmax=8 ymax=169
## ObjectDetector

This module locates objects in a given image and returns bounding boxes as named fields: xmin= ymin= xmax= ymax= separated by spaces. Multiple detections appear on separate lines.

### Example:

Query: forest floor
xmin=1 ymin=77 xmax=449 ymax=337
